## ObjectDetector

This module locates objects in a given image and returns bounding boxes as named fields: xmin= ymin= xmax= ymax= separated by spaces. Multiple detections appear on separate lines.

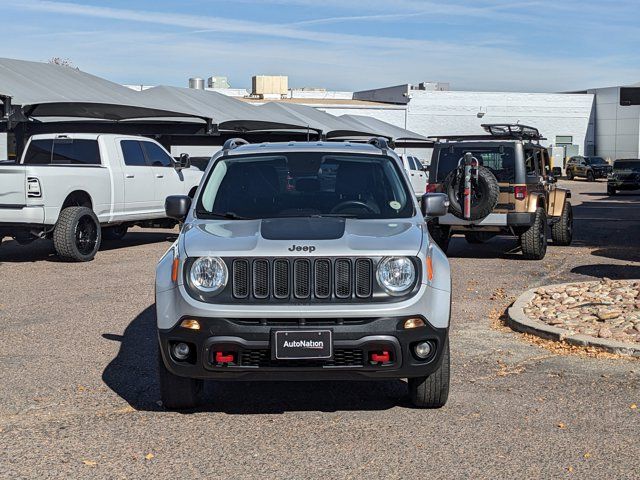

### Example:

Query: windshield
xmin=614 ymin=160 xmax=640 ymax=171
xmin=433 ymin=145 xmax=515 ymax=182
xmin=196 ymin=152 xmax=414 ymax=219
xmin=587 ymin=157 xmax=607 ymax=165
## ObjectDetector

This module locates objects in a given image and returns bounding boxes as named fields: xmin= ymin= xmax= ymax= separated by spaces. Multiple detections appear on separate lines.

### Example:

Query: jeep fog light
xmin=172 ymin=342 xmax=190 ymax=360
xmin=190 ymin=256 xmax=228 ymax=294
xmin=414 ymin=341 xmax=432 ymax=359
xmin=376 ymin=257 xmax=415 ymax=295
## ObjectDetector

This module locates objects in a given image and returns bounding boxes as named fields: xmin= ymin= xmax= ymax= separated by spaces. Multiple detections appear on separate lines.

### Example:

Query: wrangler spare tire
xmin=443 ymin=166 xmax=500 ymax=221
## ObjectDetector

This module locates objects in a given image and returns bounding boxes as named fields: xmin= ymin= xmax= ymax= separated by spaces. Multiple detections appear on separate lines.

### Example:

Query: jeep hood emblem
xmin=288 ymin=244 xmax=316 ymax=253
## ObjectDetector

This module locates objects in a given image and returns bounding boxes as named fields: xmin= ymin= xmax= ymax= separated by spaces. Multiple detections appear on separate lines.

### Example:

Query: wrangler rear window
xmin=432 ymin=146 xmax=515 ymax=183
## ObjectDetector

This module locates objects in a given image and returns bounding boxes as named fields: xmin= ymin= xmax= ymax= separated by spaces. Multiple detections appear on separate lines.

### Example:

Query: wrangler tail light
xmin=514 ymin=185 xmax=527 ymax=200
xmin=426 ymin=183 xmax=437 ymax=193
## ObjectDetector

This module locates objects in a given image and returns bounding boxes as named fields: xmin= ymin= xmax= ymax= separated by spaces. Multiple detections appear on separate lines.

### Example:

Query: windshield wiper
xmin=201 ymin=211 xmax=253 ymax=220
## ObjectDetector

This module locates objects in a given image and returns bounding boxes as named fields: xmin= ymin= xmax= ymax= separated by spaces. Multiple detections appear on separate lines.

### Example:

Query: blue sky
xmin=2 ymin=0 xmax=639 ymax=92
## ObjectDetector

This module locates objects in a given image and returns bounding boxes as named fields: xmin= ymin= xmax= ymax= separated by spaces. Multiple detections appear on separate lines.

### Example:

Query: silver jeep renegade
xmin=155 ymin=138 xmax=452 ymax=409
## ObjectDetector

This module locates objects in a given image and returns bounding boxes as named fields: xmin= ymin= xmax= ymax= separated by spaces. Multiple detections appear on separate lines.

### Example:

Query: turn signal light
xmin=180 ymin=319 xmax=201 ymax=330
xmin=514 ymin=185 xmax=527 ymax=200
xmin=426 ymin=183 xmax=437 ymax=193
xmin=171 ymin=257 xmax=180 ymax=283
xmin=426 ymin=255 xmax=434 ymax=282
xmin=404 ymin=318 xmax=426 ymax=329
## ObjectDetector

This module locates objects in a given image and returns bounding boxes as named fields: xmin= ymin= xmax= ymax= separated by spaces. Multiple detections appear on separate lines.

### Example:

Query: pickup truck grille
xmin=231 ymin=258 xmax=373 ymax=301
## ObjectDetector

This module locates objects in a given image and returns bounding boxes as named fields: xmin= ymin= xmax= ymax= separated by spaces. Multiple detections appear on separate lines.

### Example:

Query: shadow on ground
xmin=571 ymin=264 xmax=640 ymax=280
xmin=102 ymin=306 xmax=408 ymax=414
xmin=0 ymin=230 xmax=177 ymax=263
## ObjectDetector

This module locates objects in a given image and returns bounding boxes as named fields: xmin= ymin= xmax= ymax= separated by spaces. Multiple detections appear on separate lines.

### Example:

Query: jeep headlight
xmin=190 ymin=256 xmax=228 ymax=294
xmin=376 ymin=257 xmax=415 ymax=295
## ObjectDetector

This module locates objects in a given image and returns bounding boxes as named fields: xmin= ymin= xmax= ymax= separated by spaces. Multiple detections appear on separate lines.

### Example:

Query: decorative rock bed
xmin=508 ymin=279 xmax=640 ymax=356
xmin=526 ymin=279 xmax=640 ymax=343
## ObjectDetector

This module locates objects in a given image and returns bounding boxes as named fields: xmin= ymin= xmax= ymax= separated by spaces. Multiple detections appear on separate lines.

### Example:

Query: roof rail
xmin=222 ymin=138 xmax=250 ymax=152
xmin=368 ymin=137 xmax=391 ymax=151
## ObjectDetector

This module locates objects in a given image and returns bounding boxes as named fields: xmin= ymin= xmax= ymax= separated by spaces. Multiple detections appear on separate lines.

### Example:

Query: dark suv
xmin=566 ymin=156 xmax=612 ymax=181
xmin=608 ymin=159 xmax=640 ymax=195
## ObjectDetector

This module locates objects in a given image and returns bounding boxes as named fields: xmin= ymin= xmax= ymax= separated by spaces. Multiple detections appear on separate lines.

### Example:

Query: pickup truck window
xmin=121 ymin=140 xmax=147 ymax=166
xmin=196 ymin=153 xmax=414 ymax=220
xmin=23 ymin=139 xmax=101 ymax=165
xmin=142 ymin=142 xmax=173 ymax=167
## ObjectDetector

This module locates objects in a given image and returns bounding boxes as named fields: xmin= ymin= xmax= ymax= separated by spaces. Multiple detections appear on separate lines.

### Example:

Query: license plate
xmin=273 ymin=330 xmax=333 ymax=360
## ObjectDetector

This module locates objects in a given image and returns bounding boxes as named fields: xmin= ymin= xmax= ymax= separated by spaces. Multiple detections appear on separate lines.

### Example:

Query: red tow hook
xmin=215 ymin=351 xmax=235 ymax=364
xmin=370 ymin=351 xmax=391 ymax=363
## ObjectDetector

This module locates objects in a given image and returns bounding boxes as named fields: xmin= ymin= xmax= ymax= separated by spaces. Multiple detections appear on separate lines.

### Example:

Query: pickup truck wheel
xmin=158 ymin=347 xmax=203 ymax=410
xmin=551 ymin=201 xmax=573 ymax=246
xmin=586 ymin=171 xmax=595 ymax=182
xmin=519 ymin=208 xmax=547 ymax=260
xmin=408 ymin=337 xmax=450 ymax=408
xmin=53 ymin=206 xmax=101 ymax=262
xmin=607 ymin=187 xmax=616 ymax=196
xmin=566 ymin=169 xmax=574 ymax=180
xmin=428 ymin=222 xmax=451 ymax=253
xmin=103 ymin=225 xmax=128 ymax=241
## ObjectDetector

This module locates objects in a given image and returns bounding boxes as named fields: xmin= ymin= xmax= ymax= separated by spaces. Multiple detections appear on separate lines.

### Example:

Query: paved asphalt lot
xmin=1 ymin=180 xmax=638 ymax=479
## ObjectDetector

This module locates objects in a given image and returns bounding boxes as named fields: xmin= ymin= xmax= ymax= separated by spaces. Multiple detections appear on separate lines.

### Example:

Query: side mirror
xmin=175 ymin=153 xmax=191 ymax=171
xmin=165 ymin=195 xmax=192 ymax=221
xmin=421 ymin=193 xmax=449 ymax=217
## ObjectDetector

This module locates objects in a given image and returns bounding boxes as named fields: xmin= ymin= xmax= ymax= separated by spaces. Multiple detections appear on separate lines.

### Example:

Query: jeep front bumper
xmin=158 ymin=315 xmax=448 ymax=381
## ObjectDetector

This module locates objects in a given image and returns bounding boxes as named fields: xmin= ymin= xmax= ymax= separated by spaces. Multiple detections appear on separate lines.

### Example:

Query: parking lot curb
xmin=507 ymin=282 xmax=640 ymax=357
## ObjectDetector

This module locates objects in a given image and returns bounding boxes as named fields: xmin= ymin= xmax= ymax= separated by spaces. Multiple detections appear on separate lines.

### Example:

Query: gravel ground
xmin=1 ymin=180 xmax=639 ymax=479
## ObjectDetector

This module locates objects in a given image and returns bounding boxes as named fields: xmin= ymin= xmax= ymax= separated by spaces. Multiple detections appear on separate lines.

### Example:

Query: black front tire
xmin=408 ymin=337 xmax=450 ymax=408
xmin=158 ymin=346 xmax=203 ymax=410
xmin=566 ymin=169 xmax=574 ymax=180
xmin=520 ymin=207 xmax=548 ymax=260
xmin=428 ymin=222 xmax=451 ymax=253
xmin=53 ymin=206 xmax=101 ymax=262
xmin=607 ymin=187 xmax=616 ymax=196
xmin=551 ymin=201 xmax=573 ymax=246
xmin=103 ymin=224 xmax=128 ymax=241
xmin=586 ymin=170 xmax=595 ymax=182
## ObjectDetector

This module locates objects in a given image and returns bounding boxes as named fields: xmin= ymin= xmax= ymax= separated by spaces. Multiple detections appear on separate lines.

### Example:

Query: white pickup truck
xmin=0 ymin=133 xmax=202 ymax=261
xmin=399 ymin=154 xmax=428 ymax=197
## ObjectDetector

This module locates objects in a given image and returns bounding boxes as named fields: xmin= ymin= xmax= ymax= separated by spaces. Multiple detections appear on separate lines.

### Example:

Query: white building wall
xmin=588 ymin=86 xmax=640 ymax=161
xmin=318 ymin=90 xmax=594 ymax=165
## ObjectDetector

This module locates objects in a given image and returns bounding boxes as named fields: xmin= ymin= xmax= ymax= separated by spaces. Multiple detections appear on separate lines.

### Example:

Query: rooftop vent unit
xmin=251 ymin=75 xmax=288 ymax=99
xmin=208 ymin=76 xmax=230 ymax=89
xmin=188 ymin=77 xmax=205 ymax=90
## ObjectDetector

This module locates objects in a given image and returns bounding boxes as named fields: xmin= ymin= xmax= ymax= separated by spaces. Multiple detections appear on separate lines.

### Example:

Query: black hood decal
xmin=261 ymin=217 xmax=346 ymax=240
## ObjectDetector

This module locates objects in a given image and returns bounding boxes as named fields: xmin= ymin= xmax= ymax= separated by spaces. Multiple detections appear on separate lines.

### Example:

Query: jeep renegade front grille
xmin=231 ymin=258 xmax=373 ymax=301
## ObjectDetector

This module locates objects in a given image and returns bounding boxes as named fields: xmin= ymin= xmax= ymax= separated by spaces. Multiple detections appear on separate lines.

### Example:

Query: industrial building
xmin=3 ymin=58 xmax=640 ymax=169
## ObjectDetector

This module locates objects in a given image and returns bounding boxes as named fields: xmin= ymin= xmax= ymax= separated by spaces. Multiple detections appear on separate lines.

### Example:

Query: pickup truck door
xmin=120 ymin=140 xmax=157 ymax=216
xmin=140 ymin=141 xmax=189 ymax=204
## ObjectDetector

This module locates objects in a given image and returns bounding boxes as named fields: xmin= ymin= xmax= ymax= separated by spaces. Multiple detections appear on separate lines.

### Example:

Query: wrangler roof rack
xmin=429 ymin=124 xmax=545 ymax=143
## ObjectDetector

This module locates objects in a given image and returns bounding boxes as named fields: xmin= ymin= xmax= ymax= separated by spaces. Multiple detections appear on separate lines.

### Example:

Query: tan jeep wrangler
xmin=426 ymin=124 xmax=572 ymax=260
